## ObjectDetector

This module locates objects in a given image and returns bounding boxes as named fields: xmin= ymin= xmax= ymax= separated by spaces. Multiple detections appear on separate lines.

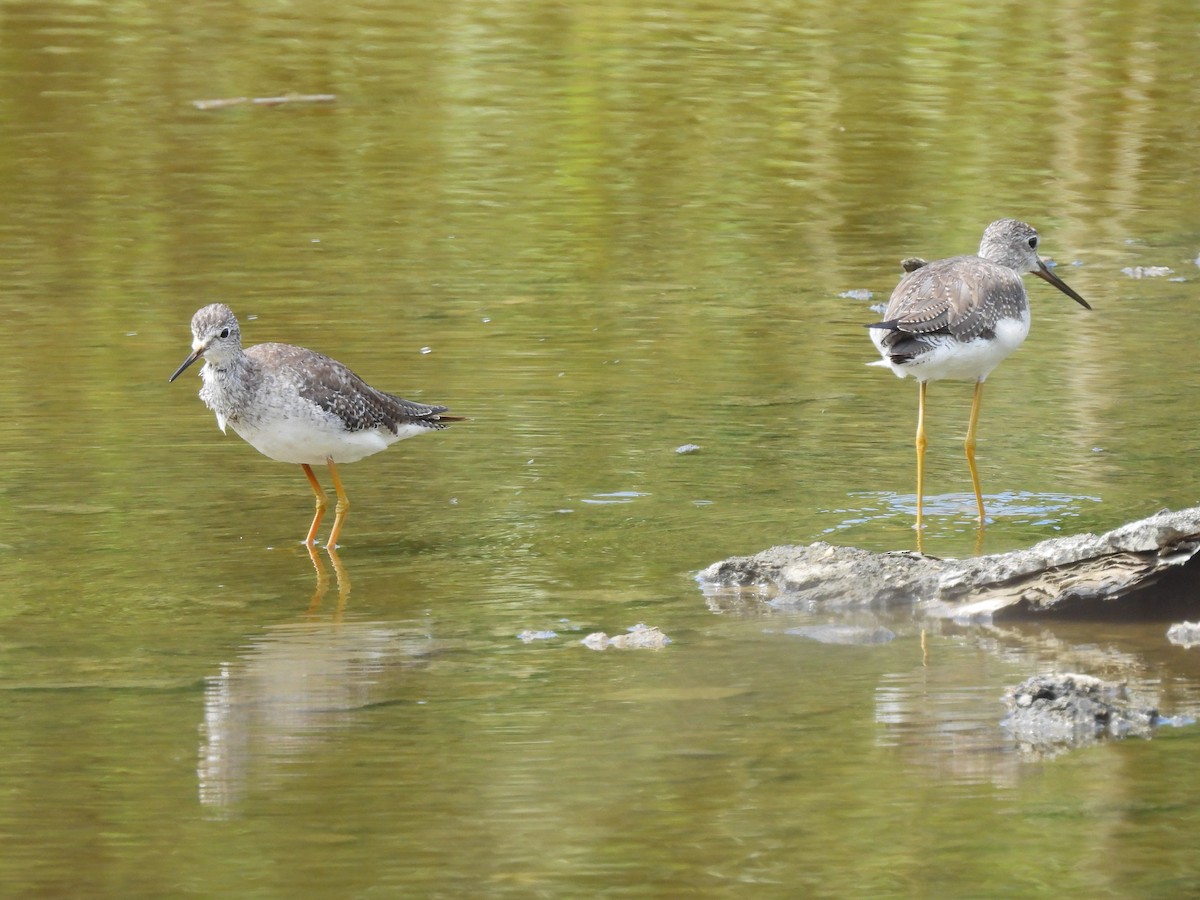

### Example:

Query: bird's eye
xmin=1027 ymin=236 xmax=1038 ymax=250
xmin=220 ymin=328 xmax=230 ymax=338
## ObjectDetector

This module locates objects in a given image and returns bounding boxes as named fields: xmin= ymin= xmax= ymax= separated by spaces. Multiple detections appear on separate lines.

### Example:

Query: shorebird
xmin=867 ymin=219 xmax=1090 ymax=530
xmin=170 ymin=304 xmax=462 ymax=547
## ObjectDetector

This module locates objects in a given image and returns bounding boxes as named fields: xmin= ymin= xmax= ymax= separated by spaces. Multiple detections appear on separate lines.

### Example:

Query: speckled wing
xmin=871 ymin=255 xmax=1025 ymax=360
xmin=249 ymin=343 xmax=459 ymax=434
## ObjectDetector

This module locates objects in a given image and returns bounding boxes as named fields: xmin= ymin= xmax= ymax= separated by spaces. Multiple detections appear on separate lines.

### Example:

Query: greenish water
xmin=3 ymin=1 xmax=1200 ymax=895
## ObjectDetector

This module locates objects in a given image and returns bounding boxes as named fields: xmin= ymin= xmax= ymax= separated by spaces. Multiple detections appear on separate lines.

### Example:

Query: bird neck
xmin=200 ymin=349 xmax=258 ymax=416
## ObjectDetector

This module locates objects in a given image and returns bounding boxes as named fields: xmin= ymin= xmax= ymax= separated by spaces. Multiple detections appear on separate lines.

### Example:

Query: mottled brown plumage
xmin=252 ymin=341 xmax=459 ymax=438
xmin=170 ymin=303 xmax=462 ymax=547
xmin=875 ymin=255 xmax=1030 ymax=364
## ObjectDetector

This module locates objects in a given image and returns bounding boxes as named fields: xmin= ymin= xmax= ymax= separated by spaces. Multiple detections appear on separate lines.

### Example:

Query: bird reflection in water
xmin=306 ymin=543 xmax=351 ymax=615
xmin=196 ymin=609 xmax=435 ymax=811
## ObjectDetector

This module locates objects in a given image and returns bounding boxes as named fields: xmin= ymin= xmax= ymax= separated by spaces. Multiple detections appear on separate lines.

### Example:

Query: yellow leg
xmin=301 ymin=464 xmax=327 ymax=546
xmin=324 ymin=457 xmax=351 ymax=549
xmin=915 ymin=380 xmax=928 ymax=533
xmin=965 ymin=380 xmax=986 ymax=525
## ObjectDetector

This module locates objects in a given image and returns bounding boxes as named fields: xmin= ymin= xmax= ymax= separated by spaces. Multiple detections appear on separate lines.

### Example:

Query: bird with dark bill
xmin=867 ymin=219 xmax=1090 ymax=532
xmin=170 ymin=304 xmax=462 ymax=548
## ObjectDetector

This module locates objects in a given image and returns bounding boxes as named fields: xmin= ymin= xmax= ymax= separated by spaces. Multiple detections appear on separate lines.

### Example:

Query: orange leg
xmin=324 ymin=457 xmax=351 ymax=549
xmin=915 ymin=380 xmax=928 ymax=533
xmin=301 ymin=463 xmax=328 ymax=546
xmin=965 ymin=379 xmax=986 ymax=525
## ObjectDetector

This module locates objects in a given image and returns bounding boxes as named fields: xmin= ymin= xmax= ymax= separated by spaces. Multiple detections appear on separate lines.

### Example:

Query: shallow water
xmin=3 ymin=0 xmax=1200 ymax=895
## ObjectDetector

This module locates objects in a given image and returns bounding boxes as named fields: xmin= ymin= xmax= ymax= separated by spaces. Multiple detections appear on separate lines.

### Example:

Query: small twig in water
xmin=192 ymin=93 xmax=337 ymax=111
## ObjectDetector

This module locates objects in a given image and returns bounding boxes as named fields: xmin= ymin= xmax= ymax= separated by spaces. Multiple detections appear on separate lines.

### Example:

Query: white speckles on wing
xmin=866 ymin=220 xmax=1062 ymax=384
xmin=870 ymin=256 xmax=1031 ymax=382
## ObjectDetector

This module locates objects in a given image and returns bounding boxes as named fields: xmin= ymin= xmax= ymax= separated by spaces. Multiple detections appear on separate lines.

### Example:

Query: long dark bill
xmin=1034 ymin=260 xmax=1091 ymax=310
xmin=169 ymin=347 xmax=203 ymax=383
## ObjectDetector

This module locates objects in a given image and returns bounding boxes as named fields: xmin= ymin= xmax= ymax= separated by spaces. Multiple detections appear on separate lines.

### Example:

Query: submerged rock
xmin=1167 ymin=621 xmax=1200 ymax=649
xmin=698 ymin=507 xmax=1200 ymax=620
xmin=516 ymin=630 xmax=558 ymax=643
xmin=1001 ymin=673 xmax=1158 ymax=753
xmin=582 ymin=623 xmax=671 ymax=651
xmin=1121 ymin=265 xmax=1174 ymax=278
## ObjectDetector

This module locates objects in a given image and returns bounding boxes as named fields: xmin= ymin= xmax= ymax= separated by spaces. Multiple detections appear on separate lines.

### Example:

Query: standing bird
xmin=867 ymin=219 xmax=1090 ymax=530
xmin=170 ymin=304 xmax=462 ymax=548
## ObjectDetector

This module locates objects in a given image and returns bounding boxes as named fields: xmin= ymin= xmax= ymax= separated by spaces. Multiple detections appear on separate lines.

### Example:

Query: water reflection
xmin=821 ymin=491 xmax=1104 ymax=557
xmin=305 ymin=544 xmax=351 ymax=615
xmin=875 ymin=668 xmax=1024 ymax=786
xmin=826 ymin=490 xmax=1103 ymax=532
xmin=704 ymin=585 xmax=1200 ymax=787
xmin=198 ymin=614 xmax=433 ymax=811
xmin=872 ymin=620 xmax=1197 ymax=780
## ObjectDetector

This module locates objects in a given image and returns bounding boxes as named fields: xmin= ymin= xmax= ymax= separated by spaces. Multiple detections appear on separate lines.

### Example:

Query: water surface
xmin=2 ymin=1 xmax=1200 ymax=895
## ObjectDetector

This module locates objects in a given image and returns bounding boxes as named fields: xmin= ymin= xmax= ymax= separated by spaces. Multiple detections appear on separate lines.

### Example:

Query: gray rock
xmin=582 ymin=624 xmax=671 ymax=651
xmin=1001 ymin=673 xmax=1158 ymax=752
xmin=698 ymin=507 xmax=1200 ymax=619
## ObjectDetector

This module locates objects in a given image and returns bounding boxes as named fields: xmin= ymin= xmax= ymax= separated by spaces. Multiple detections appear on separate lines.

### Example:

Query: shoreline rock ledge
xmin=698 ymin=507 xmax=1200 ymax=620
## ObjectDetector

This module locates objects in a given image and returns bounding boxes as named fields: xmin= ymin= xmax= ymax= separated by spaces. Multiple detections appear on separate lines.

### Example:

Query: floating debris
xmin=1121 ymin=265 xmax=1174 ymax=279
xmin=21 ymin=502 xmax=113 ymax=515
xmin=192 ymin=93 xmax=337 ymax=111
xmin=582 ymin=623 xmax=671 ymax=650
xmin=516 ymin=630 xmax=558 ymax=643
xmin=581 ymin=491 xmax=648 ymax=505
xmin=675 ymin=443 xmax=701 ymax=455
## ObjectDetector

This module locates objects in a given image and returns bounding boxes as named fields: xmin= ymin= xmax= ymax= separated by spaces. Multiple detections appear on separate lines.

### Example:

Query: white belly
xmin=229 ymin=416 xmax=431 ymax=465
